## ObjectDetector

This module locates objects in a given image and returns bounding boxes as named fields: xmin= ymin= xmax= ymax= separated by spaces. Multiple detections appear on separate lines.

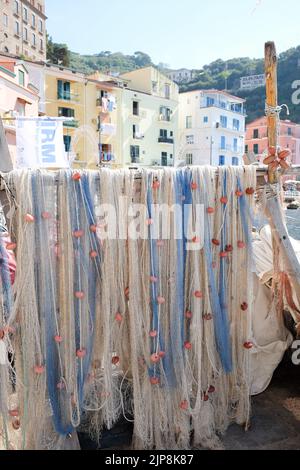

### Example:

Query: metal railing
xmin=201 ymin=100 xmax=246 ymax=115
xmin=58 ymin=92 xmax=79 ymax=102
xmin=158 ymin=137 xmax=174 ymax=144
xmin=63 ymin=120 xmax=79 ymax=128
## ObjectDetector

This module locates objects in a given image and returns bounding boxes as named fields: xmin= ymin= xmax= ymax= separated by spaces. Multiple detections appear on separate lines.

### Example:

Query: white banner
xmin=16 ymin=118 xmax=70 ymax=169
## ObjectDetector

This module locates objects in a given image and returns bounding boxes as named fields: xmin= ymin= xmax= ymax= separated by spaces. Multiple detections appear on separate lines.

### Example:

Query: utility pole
xmin=265 ymin=41 xmax=278 ymax=184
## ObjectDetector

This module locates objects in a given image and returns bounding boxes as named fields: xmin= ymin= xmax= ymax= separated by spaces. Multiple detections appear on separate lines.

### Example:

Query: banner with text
xmin=16 ymin=118 xmax=70 ymax=169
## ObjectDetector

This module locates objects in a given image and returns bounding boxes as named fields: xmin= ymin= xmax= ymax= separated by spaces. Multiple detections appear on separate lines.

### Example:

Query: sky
xmin=46 ymin=0 xmax=300 ymax=69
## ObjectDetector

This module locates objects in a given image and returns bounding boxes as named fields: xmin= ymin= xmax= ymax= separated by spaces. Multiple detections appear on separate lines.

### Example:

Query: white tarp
xmin=250 ymin=225 xmax=300 ymax=395
xmin=16 ymin=118 xmax=69 ymax=169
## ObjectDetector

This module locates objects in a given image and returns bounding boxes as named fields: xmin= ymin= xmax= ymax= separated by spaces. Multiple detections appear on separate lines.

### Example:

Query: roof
xmin=247 ymin=116 xmax=300 ymax=127
xmin=120 ymin=66 xmax=176 ymax=84
xmin=180 ymin=88 xmax=246 ymax=102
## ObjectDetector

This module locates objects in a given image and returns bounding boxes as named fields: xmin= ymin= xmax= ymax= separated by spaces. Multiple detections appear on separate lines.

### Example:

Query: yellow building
xmin=24 ymin=62 xmax=179 ymax=168
xmin=25 ymin=61 xmax=123 ymax=168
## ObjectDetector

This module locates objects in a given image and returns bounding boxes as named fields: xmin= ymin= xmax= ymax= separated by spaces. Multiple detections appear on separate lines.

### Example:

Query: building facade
xmin=22 ymin=64 xmax=179 ymax=168
xmin=120 ymin=67 xmax=179 ymax=167
xmin=166 ymin=68 xmax=196 ymax=84
xmin=245 ymin=116 xmax=300 ymax=165
xmin=178 ymin=89 xmax=246 ymax=166
xmin=0 ymin=55 xmax=39 ymax=163
xmin=0 ymin=0 xmax=46 ymax=61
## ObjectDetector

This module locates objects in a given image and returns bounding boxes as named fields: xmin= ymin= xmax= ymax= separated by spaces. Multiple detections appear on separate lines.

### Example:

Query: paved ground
xmin=79 ymin=352 xmax=300 ymax=450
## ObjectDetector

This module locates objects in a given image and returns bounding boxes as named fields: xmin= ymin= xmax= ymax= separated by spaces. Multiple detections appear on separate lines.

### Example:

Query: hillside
xmin=63 ymin=45 xmax=300 ymax=124
xmin=180 ymin=46 xmax=300 ymax=123
xmin=69 ymin=50 xmax=153 ymax=74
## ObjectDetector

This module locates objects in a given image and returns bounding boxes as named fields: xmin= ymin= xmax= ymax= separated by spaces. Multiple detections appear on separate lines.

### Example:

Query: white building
xmin=178 ymin=89 xmax=246 ymax=166
xmin=120 ymin=67 xmax=179 ymax=167
xmin=166 ymin=69 xmax=196 ymax=84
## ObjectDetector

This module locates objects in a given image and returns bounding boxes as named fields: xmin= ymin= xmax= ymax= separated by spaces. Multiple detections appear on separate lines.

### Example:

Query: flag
xmin=16 ymin=118 xmax=69 ymax=169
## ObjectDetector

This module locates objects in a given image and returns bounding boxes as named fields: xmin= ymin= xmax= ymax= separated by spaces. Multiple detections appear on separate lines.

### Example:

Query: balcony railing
xmin=159 ymin=115 xmax=171 ymax=122
xmin=58 ymin=92 xmax=79 ymax=102
xmin=201 ymin=99 xmax=246 ymax=115
xmin=158 ymin=137 xmax=174 ymax=144
xmin=63 ymin=120 xmax=79 ymax=128
xmin=219 ymin=145 xmax=244 ymax=153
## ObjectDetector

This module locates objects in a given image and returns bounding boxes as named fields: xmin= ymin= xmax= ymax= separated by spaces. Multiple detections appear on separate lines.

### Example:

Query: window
xmin=152 ymin=81 xmax=158 ymax=93
xmin=233 ymin=119 xmax=240 ymax=131
xmin=63 ymin=135 xmax=71 ymax=152
xmin=206 ymin=97 xmax=214 ymax=107
xmin=32 ymin=32 xmax=36 ymax=46
xmin=23 ymin=27 xmax=28 ymax=41
xmin=3 ymin=14 xmax=8 ymax=27
xmin=58 ymin=107 xmax=75 ymax=118
xmin=18 ymin=70 xmax=25 ymax=86
xmin=23 ymin=7 xmax=28 ymax=21
xmin=186 ymin=116 xmax=192 ymax=129
xmin=221 ymin=136 xmax=226 ymax=150
xmin=14 ymin=21 xmax=20 ymax=36
xmin=40 ymin=39 xmax=43 ymax=51
xmin=57 ymin=80 xmax=71 ymax=100
xmin=232 ymin=157 xmax=239 ymax=166
xmin=160 ymin=129 xmax=168 ymax=138
xmin=32 ymin=14 xmax=36 ymax=28
xmin=170 ymin=131 xmax=173 ymax=137
xmin=160 ymin=106 xmax=171 ymax=122
xmin=133 ymin=124 xmax=140 ymax=139
xmin=220 ymin=101 xmax=226 ymax=109
xmin=253 ymin=143 xmax=259 ymax=154
xmin=245 ymin=144 xmax=249 ymax=154
xmin=253 ymin=129 xmax=259 ymax=139
xmin=161 ymin=152 xmax=168 ymax=166
xmin=39 ymin=19 xmax=43 ymax=33
xmin=288 ymin=127 xmax=292 ymax=136
xmin=186 ymin=153 xmax=193 ymax=165
xmin=220 ymin=115 xmax=227 ymax=128
xmin=233 ymin=138 xmax=238 ymax=152
xmin=14 ymin=1 xmax=19 ymax=15
xmin=130 ymin=145 xmax=140 ymax=163
xmin=219 ymin=155 xmax=225 ymax=166
xmin=164 ymin=84 xmax=170 ymax=99
xmin=203 ymin=116 xmax=208 ymax=123
xmin=133 ymin=101 xmax=139 ymax=116
xmin=186 ymin=135 xmax=194 ymax=145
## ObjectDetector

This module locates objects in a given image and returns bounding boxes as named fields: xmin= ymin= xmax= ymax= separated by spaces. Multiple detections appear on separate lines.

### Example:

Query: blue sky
xmin=46 ymin=0 xmax=300 ymax=69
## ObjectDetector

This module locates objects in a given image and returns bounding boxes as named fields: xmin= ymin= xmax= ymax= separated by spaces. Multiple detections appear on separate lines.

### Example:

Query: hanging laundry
xmin=100 ymin=123 xmax=116 ymax=136
xmin=101 ymin=97 xmax=108 ymax=112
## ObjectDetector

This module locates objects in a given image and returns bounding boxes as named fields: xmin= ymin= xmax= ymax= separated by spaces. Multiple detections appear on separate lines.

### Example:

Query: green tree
xmin=47 ymin=35 xmax=70 ymax=67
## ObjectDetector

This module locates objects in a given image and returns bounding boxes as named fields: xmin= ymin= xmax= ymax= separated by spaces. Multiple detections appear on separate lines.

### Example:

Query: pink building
xmin=245 ymin=116 xmax=300 ymax=165
xmin=0 ymin=55 xmax=39 ymax=164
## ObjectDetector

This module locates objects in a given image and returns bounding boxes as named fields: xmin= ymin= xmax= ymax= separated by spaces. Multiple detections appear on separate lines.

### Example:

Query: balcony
xmin=58 ymin=92 xmax=79 ymax=103
xmin=158 ymin=137 xmax=174 ymax=144
xmin=63 ymin=120 xmax=79 ymax=128
xmin=159 ymin=115 xmax=171 ymax=122
xmin=201 ymin=99 xmax=246 ymax=115
xmin=219 ymin=145 xmax=244 ymax=154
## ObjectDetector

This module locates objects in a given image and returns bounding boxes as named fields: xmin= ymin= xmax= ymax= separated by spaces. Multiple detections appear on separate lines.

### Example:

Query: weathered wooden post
xmin=263 ymin=41 xmax=300 ymax=323
xmin=265 ymin=41 xmax=278 ymax=184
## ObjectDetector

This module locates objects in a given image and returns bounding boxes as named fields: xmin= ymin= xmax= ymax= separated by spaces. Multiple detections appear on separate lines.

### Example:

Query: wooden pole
xmin=265 ymin=41 xmax=278 ymax=184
